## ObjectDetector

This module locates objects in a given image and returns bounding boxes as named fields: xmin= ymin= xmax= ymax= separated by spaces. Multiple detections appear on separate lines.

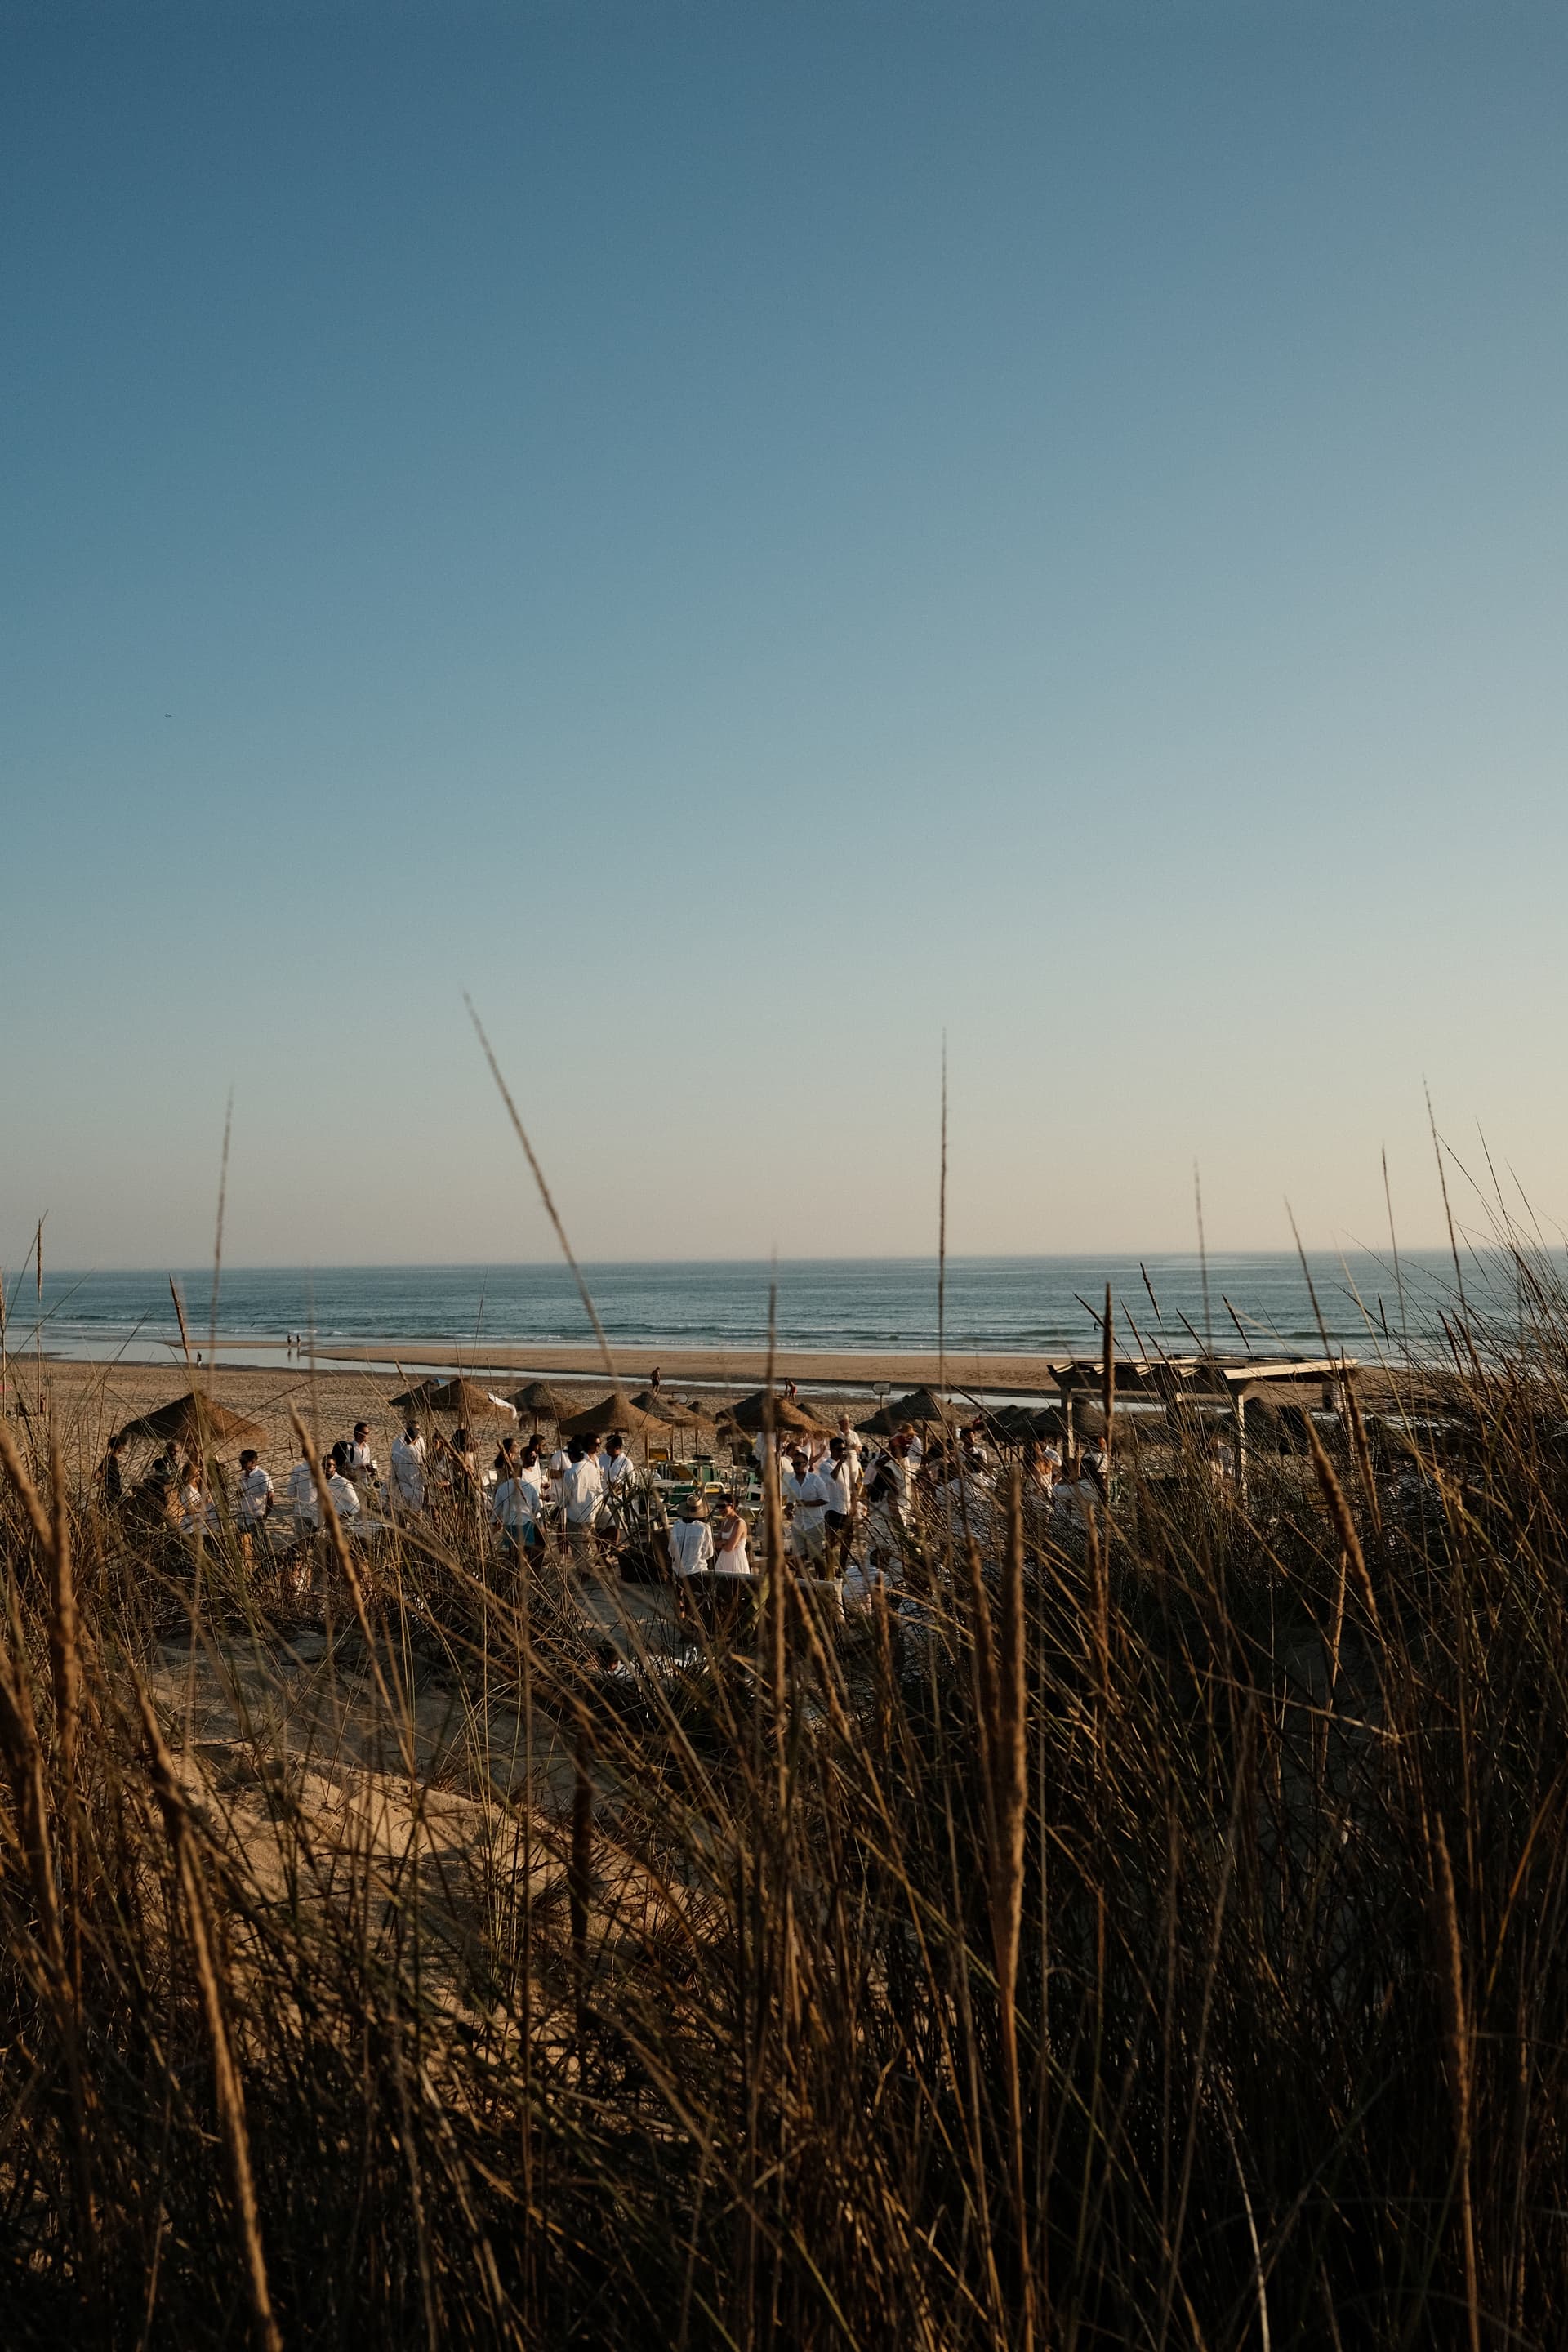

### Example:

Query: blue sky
xmin=4 ymin=2 xmax=1566 ymax=1268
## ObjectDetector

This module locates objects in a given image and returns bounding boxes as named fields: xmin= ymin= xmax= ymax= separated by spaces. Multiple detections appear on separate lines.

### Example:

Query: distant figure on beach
xmin=649 ymin=1365 xmax=662 ymax=1395
xmin=94 ymin=1431 xmax=127 ymax=1508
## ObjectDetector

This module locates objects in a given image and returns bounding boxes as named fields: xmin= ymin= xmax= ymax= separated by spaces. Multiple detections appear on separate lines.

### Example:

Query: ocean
xmin=3 ymin=1251 xmax=1506 ymax=1370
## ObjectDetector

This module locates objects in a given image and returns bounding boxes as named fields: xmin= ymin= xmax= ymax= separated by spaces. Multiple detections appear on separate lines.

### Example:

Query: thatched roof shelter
xmin=726 ymin=1389 xmax=825 ymax=1435
xmin=557 ymin=1393 xmax=663 ymax=1441
xmin=856 ymin=1388 xmax=960 ymax=1437
xmin=630 ymin=1388 xmax=717 ymax=1433
xmin=510 ymin=1380 xmax=572 ymax=1420
xmin=390 ymin=1377 xmax=511 ymax=1421
xmin=114 ymin=1390 xmax=265 ymax=1453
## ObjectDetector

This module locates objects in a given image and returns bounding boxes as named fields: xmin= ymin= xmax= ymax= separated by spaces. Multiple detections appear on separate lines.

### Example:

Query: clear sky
xmin=3 ymin=1 xmax=1566 ymax=1272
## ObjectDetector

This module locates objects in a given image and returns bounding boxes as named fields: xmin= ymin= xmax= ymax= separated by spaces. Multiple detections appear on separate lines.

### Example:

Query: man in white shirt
xmin=666 ymin=1498 xmax=714 ymax=1579
xmin=235 ymin=1449 xmax=274 ymax=1557
xmin=346 ymin=1421 xmax=379 ymax=1489
xmin=390 ymin=1421 xmax=425 ymax=1515
xmin=598 ymin=1432 xmax=636 ymax=1500
xmin=817 ymin=1437 xmax=859 ymax=1579
xmin=782 ymin=1448 xmax=829 ymax=1566
xmin=322 ymin=1458 xmax=362 ymax=1522
xmin=562 ymin=1439 xmax=604 ymax=1561
xmin=286 ymin=1446 xmax=319 ymax=1531
xmin=492 ymin=1446 xmax=545 ymax=1561
xmin=862 ymin=1432 xmax=915 ymax=1587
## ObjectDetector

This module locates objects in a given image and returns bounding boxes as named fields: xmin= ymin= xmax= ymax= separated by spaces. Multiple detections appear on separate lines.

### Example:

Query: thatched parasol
xmin=557 ymin=1392 xmax=664 ymax=1441
xmin=726 ymin=1389 xmax=825 ymax=1435
xmin=890 ymin=1387 xmax=959 ymax=1428
xmin=626 ymin=1386 xmax=674 ymax=1419
xmin=510 ymin=1379 xmax=572 ymax=1421
xmin=114 ymin=1390 xmax=265 ymax=1453
xmin=390 ymin=1377 xmax=511 ymax=1421
xmin=630 ymin=1387 xmax=717 ymax=1432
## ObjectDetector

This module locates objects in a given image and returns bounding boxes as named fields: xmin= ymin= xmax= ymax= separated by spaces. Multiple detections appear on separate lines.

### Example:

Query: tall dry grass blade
xmin=207 ymin=1085 xmax=234 ymax=1361
xmin=0 ymin=1579 xmax=97 ymax=2267
xmin=139 ymin=1690 xmax=282 ymax=2352
xmin=0 ymin=1418 xmax=56 ymax=1561
xmin=938 ymin=1035 xmax=948 ymax=1395
xmin=465 ymin=994 xmax=620 ymax=1388
xmin=1305 ymin=1417 xmax=1382 ymax=1643
xmin=1432 ymin=1814 xmax=1481 ymax=2352
xmin=47 ymin=1436 xmax=79 ymax=1797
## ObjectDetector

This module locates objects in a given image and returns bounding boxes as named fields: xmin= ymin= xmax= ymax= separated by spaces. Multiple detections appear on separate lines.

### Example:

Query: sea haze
xmin=8 ymin=1253 xmax=1493 ymax=1365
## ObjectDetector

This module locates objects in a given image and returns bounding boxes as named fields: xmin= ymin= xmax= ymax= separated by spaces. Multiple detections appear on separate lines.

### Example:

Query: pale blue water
xmin=2 ymin=1251 xmax=1521 ymax=1368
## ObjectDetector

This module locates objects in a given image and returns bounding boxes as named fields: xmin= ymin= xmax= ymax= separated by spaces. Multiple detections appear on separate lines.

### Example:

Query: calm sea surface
xmin=6 ymin=1253 xmax=1514 ymax=1367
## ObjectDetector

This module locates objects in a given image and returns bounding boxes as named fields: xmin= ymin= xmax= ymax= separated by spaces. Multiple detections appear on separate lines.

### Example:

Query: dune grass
xmin=3 ymin=1267 xmax=1568 ymax=2347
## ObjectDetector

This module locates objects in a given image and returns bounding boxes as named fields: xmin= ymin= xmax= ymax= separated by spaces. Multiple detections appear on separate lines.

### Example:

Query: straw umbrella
xmin=726 ymin=1389 xmax=825 ymax=1435
xmin=889 ymin=1387 xmax=958 ymax=1428
xmin=557 ymin=1394 xmax=666 ymax=1460
xmin=510 ymin=1379 xmax=572 ymax=1423
xmin=391 ymin=1377 xmax=511 ymax=1423
xmin=114 ymin=1390 xmax=265 ymax=1454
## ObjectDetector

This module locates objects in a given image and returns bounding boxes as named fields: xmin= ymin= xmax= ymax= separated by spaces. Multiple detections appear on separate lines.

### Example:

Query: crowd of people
xmin=91 ymin=1393 xmax=1115 ymax=1622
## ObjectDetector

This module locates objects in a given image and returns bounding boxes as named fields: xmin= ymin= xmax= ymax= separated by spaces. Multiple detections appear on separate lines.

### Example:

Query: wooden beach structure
xmin=1051 ymin=1352 xmax=1360 ymax=1483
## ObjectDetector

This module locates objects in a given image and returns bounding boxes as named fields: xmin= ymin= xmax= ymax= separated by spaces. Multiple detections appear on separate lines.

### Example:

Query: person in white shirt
xmin=1052 ymin=1455 xmax=1103 ymax=1538
xmin=390 ymin=1422 xmax=425 ymax=1514
xmin=562 ymin=1439 xmax=604 ymax=1560
xmin=492 ymin=1447 xmax=544 ymax=1561
xmin=321 ymin=1459 xmax=361 ymax=1521
xmin=596 ymin=1432 xmax=636 ymax=1561
xmin=783 ymin=1448 xmax=829 ymax=1566
xmin=179 ymin=1468 xmax=215 ymax=1539
xmin=899 ymin=1423 xmax=924 ymax=1471
xmin=817 ymin=1437 xmax=860 ymax=1579
xmin=345 ymin=1422 xmax=378 ymax=1489
xmin=286 ymin=1447 xmax=319 ymax=1531
xmin=667 ymin=1498 xmax=714 ymax=1579
xmin=598 ymin=1432 xmax=636 ymax=1499
xmin=235 ymin=1449 xmax=274 ymax=1556
xmin=862 ymin=1432 xmax=915 ymax=1586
